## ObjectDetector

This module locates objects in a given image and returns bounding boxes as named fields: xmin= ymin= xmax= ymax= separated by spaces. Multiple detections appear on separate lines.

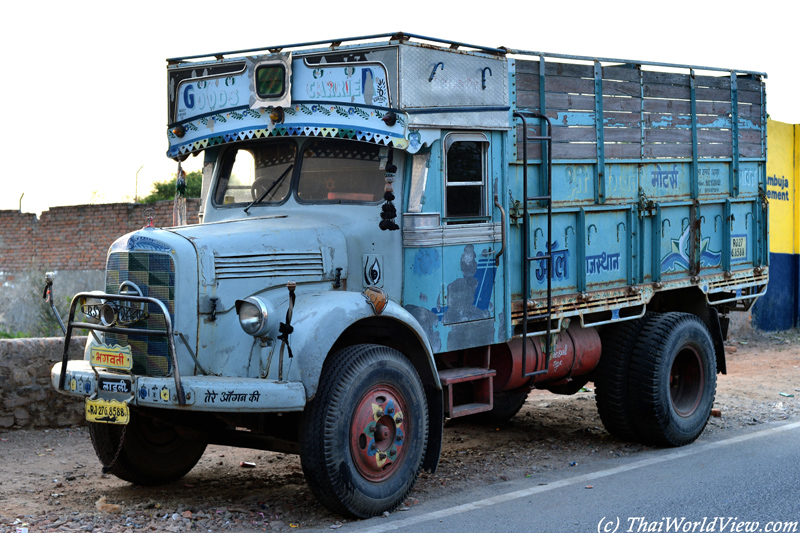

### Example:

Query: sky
xmin=1 ymin=0 xmax=795 ymax=215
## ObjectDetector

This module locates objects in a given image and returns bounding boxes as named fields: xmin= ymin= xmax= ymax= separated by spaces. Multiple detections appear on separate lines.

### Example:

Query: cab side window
xmin=445 ymin=134 xmax=488 ymax=222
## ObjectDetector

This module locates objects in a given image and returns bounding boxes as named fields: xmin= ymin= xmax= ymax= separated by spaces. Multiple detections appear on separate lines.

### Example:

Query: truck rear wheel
xmin=89 ymin=410 xmax=206 ymax=485
xmin=300 ymin=344 xmax=429 ymax=518
xmin=628 ymin=313 xmax=717 ymax=446
xmin=595 ymin=314 xmax=655 ymax=441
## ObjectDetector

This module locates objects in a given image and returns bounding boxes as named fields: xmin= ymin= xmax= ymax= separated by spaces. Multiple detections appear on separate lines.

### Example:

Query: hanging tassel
xmin=379 ymin=150 xmax=399 ymax=231
xmin=173 ymin=162 xmax=187 ymax=226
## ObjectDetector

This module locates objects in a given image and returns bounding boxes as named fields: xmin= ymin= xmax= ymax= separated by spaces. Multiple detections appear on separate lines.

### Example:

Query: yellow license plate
xmin=90 ymin=344 xmax=133 ymax=371
xmin=85 ymin=398 xmax=130 ymax=425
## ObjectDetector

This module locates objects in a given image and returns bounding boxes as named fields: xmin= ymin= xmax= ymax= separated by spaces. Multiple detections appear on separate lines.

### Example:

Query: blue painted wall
xmin=753 ymin=253 xmax=799 ymax=330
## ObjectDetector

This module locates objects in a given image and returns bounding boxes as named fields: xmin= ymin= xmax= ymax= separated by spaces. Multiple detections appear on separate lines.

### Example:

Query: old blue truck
xmin=50 ymin=33 xmax=768 ymax=517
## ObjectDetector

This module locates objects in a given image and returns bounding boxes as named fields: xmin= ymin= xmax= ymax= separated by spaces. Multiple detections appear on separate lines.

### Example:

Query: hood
xmin=169 ymin=214 xmax=348 ymax=293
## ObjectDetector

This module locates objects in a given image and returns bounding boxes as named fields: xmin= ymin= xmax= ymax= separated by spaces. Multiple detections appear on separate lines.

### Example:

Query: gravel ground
xmin=2 ymin=328 xmax=799 ymax=532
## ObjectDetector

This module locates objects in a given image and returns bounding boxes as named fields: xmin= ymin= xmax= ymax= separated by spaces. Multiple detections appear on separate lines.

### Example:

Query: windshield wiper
xmin=244 ymin=164 xmax=294 ymax=214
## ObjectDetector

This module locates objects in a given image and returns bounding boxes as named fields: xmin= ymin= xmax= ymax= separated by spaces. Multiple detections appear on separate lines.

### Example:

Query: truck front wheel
xmin=628 ymin=313 xmax=717 ymax=447
xmin=300 ymin=344 xmax=429 ymax=518
xmin=89 ymin=410 xmax=206 ymax=485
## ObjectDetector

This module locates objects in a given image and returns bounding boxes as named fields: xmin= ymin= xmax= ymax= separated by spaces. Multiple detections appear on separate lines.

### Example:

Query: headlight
xmin=235 ymin=296 xmax=275 ymax=338
xmin=99 ymin=303 xmax=117 ymax=326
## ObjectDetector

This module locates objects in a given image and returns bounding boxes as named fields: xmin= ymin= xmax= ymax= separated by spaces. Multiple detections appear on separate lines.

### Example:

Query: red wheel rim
xmin=670 ymin=346 xmax=704 ymax=417
xmin=349 ymin=384 xmax=408 ymax=482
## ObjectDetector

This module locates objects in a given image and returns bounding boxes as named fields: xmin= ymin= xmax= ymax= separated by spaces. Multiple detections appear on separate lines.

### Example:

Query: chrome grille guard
xmin=57 ymin=291 xmax=186 ymax=405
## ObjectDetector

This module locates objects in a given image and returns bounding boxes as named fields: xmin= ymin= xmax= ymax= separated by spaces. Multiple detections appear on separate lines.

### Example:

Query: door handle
xmin=494 ymin=193 xmax=506 ymax=266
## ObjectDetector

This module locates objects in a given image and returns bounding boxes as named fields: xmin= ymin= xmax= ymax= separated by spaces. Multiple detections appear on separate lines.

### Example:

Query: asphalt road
xmin=306 ymin=420 xmax=800 ymax=533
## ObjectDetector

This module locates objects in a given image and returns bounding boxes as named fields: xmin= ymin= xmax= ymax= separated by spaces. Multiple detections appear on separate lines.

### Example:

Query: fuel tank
xmin=490 ymin=322 xmax=602 ymax=392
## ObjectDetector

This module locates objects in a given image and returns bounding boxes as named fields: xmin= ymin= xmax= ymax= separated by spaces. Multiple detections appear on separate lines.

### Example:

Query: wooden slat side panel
xmin=646 ymin=129 xmax=692 ymax=143
xmin=514 ymin=64 xmax=763 ymax=162
xmin=697 ymin=143 xmax=733 ymax=158
xmin=738 ymin=103 xmax=763 ymax=120
xmin=641 ymin=71 xmax=690 ymax=86
xmin=737 ymin=90 xmax=762 ymax=105
xmin=644 ymin=84 xmax=691 ymax=99
xmin=697 ymin=130 xmax=734 ymax=144
xmin=737 ymin=130 xmax=763 ymax=145
xmin=552 ymin=143 xmax=597 ymax=159
xmin=517 ymin=90 xmax=542 ymax=111
xmin=695 ymin=87 xmax=761 ymax=105
xmin=696 ymin=101 xmax=733 ymax=116
xmin=602 ymin=65 xmax=641 ymax=82
xmin=695 ymin=87 xmax=735 ymax=102
xmin=643 ymin=99 xmax=691 ymax=114
xmin=548 ymin=93 xmax=595 ymax=111
xmin=552 ymin=127 xmax=596 ymax=143
xmin=516 ymin=73 xmax=540 ymax=92
xmin=601 ymin=80 xmax=640 ymax=97
xmin=519 ymin=142 xmax=543 ymax=160
xmin=737 ymin=78 xmax=763 ymax=92
xmin=515 ymin=59 xmax=541 ymax=75
xmin=603 ymin=96 xmax=641 ymax=113
xmin=644 ymin=113 xmax=691 ymax=128
xmin=545 ymin=76 xmax=595 ymax=95
xmin=604 ymin=111 xmax=641 ymax=128
xmin=604 ymin=128 xmax=641 ymax=143
xmin=546 ymin=110 xmax=595 ymax=127
xmin=694 ymin=75 xmax=762 ymax=92
xmin=694 ymin=74 xmax=732 ymax=89
xmin=605 ymin=143 xmax=641 ymax=159
xmin=739 ymin=143 xmax=764 ymax=158
xmin=644 ymin=143 xmax=693 ymax=158
xmin=544 ymin=62 xmax=594 ymax=79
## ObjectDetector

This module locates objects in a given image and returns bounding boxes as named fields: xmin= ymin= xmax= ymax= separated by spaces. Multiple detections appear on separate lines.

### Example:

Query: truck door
xmin=439 ymin=132 xmax=501 ymax=341
xmin=402 ymin=132 xmax=504 ymax=353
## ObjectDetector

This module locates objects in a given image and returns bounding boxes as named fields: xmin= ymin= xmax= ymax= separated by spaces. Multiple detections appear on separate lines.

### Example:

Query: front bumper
xmin=52 ymin=361 xmax=307 ymax=412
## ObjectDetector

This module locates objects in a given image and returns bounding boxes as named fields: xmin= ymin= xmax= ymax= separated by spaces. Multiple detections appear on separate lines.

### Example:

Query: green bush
xmin=140 ymin=170 xmax=202 ymax=203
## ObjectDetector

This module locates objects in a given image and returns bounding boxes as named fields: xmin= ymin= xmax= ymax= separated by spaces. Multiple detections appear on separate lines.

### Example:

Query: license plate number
xmin=85 ymin=398 xmax=130 ymax=425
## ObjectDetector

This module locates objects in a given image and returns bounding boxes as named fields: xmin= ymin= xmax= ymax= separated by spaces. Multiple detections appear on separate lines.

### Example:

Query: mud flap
xmin=706 ymin=306 xmax=727 ymax=375
xmin=421 ymin=383 xmax=443 ymax=474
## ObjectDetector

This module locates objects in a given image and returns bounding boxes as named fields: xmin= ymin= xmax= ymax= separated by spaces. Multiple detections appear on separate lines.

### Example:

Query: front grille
xmin=215 ymin=252 xmax=324 ymax=280
xmin=105 ymin=252 xmax=175 ymax=377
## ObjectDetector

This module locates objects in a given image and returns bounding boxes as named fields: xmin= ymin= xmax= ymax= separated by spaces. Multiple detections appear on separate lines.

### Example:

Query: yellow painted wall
xmin=766 ymin=119 xmax=799 ymax=255
xmin=795 ymin=123 xmax=800 ymax=254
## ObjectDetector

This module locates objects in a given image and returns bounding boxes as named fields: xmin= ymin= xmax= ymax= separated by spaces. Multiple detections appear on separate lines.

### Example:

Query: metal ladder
xmin=513 ymin=111 xmax=555 ymax=379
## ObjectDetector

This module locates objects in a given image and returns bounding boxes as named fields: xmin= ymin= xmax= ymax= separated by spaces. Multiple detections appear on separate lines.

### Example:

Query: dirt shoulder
xmin=2 ymin=329 xmax=798 ymax=533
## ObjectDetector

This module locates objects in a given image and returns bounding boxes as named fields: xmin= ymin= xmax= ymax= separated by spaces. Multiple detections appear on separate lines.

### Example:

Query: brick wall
xmin=0 ymin=200 xmax=201 ymax=335
xmin=0 ymin=200 xmax=201 ymax=271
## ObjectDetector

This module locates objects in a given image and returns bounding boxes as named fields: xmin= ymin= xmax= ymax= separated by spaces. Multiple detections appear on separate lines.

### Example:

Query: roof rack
xmin=503 ymin=47 xmax=767 ymax=78
xmin=166 ymin=31 xmax=766 ymax=78
xmin=166 ymin=31 xmax=507 ymax=63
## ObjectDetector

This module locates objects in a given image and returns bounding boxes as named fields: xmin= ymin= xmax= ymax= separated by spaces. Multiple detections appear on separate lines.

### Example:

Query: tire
xmin=300 ymin=344 xmax=429 ymax=518
xmin=628 ymin=313 xmax=717 ymax=447
xmin=594 ymin=313 xmax=656 ymax=442
xmin=473 ymin=387 xmax=529 ymax=424
xmin=89 ymin=410 xmax=206 ymax=486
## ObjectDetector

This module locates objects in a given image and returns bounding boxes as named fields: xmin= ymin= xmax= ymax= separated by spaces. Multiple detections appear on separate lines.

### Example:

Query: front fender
xmin=286 ymin=290 xmax=440 ymax=400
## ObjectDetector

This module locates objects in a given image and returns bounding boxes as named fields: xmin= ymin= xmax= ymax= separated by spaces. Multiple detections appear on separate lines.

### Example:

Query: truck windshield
xmin=214 ymin=140 xmax=297 ymax=205
xmin=214 ymin=138 xmax=386 ymax=206
xmin=296 ymin=139 xmax=385 ymax=203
